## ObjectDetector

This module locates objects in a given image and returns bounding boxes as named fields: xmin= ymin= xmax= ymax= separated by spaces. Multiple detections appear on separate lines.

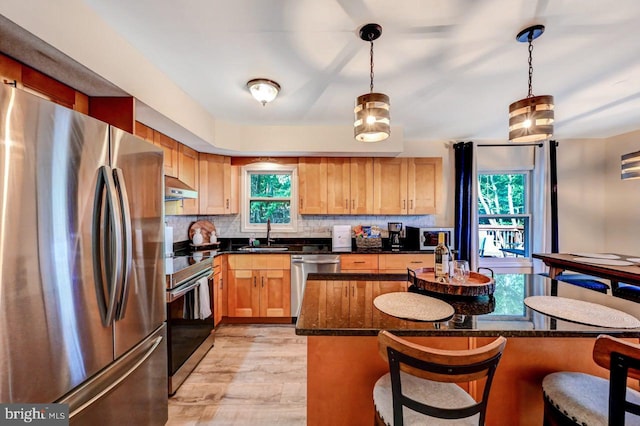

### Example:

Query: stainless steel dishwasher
xmin=291 ymin=254 xmax=341 ymax=318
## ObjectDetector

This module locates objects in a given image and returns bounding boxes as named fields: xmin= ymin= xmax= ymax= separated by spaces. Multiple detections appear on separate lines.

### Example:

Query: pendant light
xmin=354 ymin=23 xmax=390 ymax=142
xmin=622 ymin=151 xmax=640 ymax=180
xmin=509 ymin=25 xmax=554 ymax=143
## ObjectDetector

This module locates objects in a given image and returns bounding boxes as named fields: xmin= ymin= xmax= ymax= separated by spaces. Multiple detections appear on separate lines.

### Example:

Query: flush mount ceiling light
xmin=622 ymin=150 xmax=640 ymax=180
xmin=354 ymin=23 xmax=390 ymax=143
xmin=509 ymin=25 xmax=554 ymax=143
xmin=247 ymin=78 xmax=280 ymax=106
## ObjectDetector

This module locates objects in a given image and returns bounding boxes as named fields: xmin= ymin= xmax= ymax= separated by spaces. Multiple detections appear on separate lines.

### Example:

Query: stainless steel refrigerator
xmin=0 ymin=84 xmax=167 ymax=424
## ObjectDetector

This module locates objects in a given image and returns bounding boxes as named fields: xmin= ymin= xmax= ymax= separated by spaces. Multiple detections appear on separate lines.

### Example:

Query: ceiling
xmin=8 ymin=1 xmax=640 ymax=143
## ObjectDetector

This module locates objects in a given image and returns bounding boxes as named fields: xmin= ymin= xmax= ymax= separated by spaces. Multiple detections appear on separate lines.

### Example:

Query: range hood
xmin=165 ymin=176 xmax=198 ymax=200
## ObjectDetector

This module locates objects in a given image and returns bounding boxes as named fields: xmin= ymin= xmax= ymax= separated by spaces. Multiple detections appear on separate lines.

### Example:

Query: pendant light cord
xmin=369 ymin=37 xmax=375 ymax=93
xmin=527 ymin=35 xmax=534 ymax=98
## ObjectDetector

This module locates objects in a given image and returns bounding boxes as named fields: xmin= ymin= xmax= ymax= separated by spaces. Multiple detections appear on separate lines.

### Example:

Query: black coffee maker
xmin=388 ymin=222 xmax=402 ymax=251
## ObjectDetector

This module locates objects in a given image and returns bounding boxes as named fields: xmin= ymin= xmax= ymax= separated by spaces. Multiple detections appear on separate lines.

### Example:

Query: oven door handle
xmin=167 ymin=269 xmax=212 ymax=303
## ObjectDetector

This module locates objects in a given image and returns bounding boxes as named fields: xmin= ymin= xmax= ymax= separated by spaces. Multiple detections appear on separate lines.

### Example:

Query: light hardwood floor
xmin=166 ymin=324 xmax=307 ymax=425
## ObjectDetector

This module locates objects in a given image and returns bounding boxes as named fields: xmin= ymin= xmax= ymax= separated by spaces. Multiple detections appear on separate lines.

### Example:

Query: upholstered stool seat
xmin=543 ymin=372 xmax=640 ymax=425
xmin=373 ymin=330 xmax=506 ymax=426
xmin=374 ymin=371 xmax=479 ymax=425
xmin=538 ymin=273 xmax=610 ymax=293
xmin=614 ymin=284 xmax=640 ymax=302
xmin=542 ymin=335 xmax=640 ymax=426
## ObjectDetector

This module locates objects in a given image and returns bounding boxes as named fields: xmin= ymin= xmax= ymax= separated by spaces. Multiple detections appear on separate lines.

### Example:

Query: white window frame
xmin=240 ymin=163 xmax=298 ymax=233
xmin=477 ymin=170 xmax=532 ymax=270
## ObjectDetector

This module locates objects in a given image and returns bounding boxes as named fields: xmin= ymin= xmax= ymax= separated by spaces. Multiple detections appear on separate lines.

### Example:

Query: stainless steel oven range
xmin=165 ymin=250 xmax=215 ymax=395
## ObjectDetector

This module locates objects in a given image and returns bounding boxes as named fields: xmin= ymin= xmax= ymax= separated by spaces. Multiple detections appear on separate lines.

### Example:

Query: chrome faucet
xmin=266 ymin=218 xmax=274 ymax=246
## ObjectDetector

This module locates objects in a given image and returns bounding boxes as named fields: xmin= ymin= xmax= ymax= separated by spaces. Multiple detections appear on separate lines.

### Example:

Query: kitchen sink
xmin=237 ymin=245 xmax=289 ymax=252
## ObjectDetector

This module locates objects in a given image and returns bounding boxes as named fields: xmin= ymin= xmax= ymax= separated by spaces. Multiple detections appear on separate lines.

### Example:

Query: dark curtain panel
xmin=453 ymin=142 xmax=474 ymax=261
xmin=550 ymin=140 xmax=559 ymax=252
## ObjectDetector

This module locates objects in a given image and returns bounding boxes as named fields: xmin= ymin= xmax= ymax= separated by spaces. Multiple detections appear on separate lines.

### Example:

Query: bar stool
xmin=373 ymin=330 xmax=506 ymax=425
xmin=613 ymin=284 xmax=640 ymax=303
xmin=542 ymin=335 xmax=640 ymax=425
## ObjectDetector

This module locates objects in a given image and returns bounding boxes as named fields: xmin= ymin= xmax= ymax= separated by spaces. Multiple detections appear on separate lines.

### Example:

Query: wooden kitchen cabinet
xmin=378 ymin=253 xmax=434 ymax=273
xmin=327 ymin=158 xmax=350 ymax=214
xmin=178 ymin=143 xmax=199 ymax=215
xmin=228 ymin=269 xmax=258 ymax=317
xmin=298 ymin=157 xmax=327 ymax=214
xmin=373 ymin=157 xmax=441 ymax=215
xmin=407 ymin=157 xmax=441 ymax=214
xmin=134 ymin=121 xmax=155 ymax=143
xmin=153 ymin=131 xmax=179 ymax=177
xmin=258 ymin=269 xmax=290 ymax=317
xmin=227 ymin=254 xmax=291 ymax=318
xmin=199 ymin=153 xmax=236 ymax=215
xmin=212 ymin=256 xmax=224 ymax=326
xmin=373 ymin=158 xmax=409 ymax=214
xmin=324 ymin=280 xmax=373 ymax=328
xmin=341 ymin=254 xmax=379 ymax=273
xmin=327 ymin=157 xmax=373 ymax=214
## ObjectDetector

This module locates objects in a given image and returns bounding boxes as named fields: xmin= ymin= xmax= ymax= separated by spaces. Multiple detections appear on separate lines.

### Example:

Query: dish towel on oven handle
xmin=198 ymin=275 xmax=212 ymax=319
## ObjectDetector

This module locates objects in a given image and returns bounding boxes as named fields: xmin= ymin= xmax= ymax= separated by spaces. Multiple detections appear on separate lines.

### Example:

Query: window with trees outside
xmin=478 ymin=172 xmax=530 ymax=259
xmin=241 ymin=164 xmax=297 ymax=233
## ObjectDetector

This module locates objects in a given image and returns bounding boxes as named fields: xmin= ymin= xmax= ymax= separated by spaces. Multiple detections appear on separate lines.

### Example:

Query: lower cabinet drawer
xmin=378 ymin=254 xmax=434 ymax=271
xmin=341 ymin=254 xmax=379 ymax=271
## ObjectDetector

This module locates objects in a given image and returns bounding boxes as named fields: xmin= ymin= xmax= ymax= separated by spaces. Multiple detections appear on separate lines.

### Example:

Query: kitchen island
xmin=296 ymin=272 xmax=640 ymax=426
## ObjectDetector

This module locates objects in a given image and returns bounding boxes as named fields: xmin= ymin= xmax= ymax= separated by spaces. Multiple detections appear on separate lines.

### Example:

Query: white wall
xmin=556 ymin=138 xmax=608 ymax=253
xmin=604 ymin=130 xmax=640 ymax=254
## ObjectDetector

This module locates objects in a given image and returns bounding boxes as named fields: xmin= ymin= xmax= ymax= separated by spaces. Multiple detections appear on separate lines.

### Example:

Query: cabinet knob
xmin=410 ymin=199 xmax=413 ymax=210
xmin=300 ymin=198 xmax=304 ymax=208
xmin=253 ymin=276 xmax=257 ymax=287
xmin=345 ymin=199 xmax=348 ymax=210
xmin=262 ymin=276 xmax=265 ymax=287
xmin=226 ymin=199 xmax=229 ymax=209
xmin=403 ymin=200 xmax=406 ymax=209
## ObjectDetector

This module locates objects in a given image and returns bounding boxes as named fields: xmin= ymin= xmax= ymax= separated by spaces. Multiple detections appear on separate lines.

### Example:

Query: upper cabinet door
xmin=298 ymin=157 xmax=327 ymax=214
xmin=199 ymin=154 xmax=232 ymax=215
xmin=178 ymin=144 xmax=199 ymax=215
xmin=373 ymin=158 xmax=408 ymax=215
xmin=153 ymin=132 xmax=179 ymax=177
xmin=407 ymin=157 xmax=441 ymax=214
xmin=134 ymin=121 xmax=155 ymax=144
xmin=327 ymin=158 xmax=351 ymax=214
xmin=350 ymin=157 xmax=373 ymax=214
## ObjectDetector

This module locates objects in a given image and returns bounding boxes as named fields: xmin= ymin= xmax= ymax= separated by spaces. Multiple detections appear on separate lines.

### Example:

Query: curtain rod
xmin=477 ymin=143 xmax=543 ymax=147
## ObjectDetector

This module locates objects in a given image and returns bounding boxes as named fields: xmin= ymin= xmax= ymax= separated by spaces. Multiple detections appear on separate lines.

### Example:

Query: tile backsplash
xmin=165 ymin=214 xmax=438 ymax=243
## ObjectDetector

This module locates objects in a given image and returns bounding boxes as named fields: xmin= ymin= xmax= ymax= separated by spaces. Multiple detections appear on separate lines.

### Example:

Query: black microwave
xmin=405 ymin=227 xmax=455 ymax=251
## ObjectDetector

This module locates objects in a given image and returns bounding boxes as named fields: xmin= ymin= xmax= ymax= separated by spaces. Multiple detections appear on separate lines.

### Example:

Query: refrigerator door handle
xmin=92 ymin=165 xmax=123 ymax=327
xmin=113 ymin=168 xmax=133 ymax=320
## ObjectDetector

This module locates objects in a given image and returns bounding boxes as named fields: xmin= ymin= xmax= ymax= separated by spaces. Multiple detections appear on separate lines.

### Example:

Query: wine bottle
xmin=434 ymin=232 xmax=450 ymax=281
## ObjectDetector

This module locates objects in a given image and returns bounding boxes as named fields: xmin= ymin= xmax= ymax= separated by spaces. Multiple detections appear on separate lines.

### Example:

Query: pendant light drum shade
xmin=622 ymin=151 xmax=640 ymax=180
xmin=509 ymin=25 xmax=554 ymax=143
xmin=509 ymin=95 xmax=554 ymax=142
xmin=354 ymin=23 xmax=390 ymax=142
xmin=354 ymin=93 xmax=390 ymax=142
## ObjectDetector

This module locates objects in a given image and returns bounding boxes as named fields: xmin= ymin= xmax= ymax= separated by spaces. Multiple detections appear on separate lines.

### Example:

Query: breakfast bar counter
xmin=296 ymin=272 xmax=640 ymax=426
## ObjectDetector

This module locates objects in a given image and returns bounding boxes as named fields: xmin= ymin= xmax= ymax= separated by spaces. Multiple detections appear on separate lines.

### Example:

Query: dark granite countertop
xmin=192 ymin=238 xmax=433 ymax=255
xmin=295 ymin=272 xmax=640 ymax=338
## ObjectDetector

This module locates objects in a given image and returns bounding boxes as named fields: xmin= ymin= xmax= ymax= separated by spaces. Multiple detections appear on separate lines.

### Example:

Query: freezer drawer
xmin=59 ymin=325 xmax=168 ymax=426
